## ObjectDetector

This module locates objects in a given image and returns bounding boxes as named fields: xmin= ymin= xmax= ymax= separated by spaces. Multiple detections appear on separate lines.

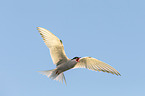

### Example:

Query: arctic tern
xmin=37 ymin=27 xmax=121 ymax=84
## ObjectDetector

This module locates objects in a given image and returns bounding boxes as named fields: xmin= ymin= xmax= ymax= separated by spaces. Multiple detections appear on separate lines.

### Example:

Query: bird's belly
xmin=56 ymin=62 xmax=77 ymax=73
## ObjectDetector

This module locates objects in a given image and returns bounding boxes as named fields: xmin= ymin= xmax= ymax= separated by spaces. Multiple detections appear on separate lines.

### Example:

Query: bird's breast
xmin=56 ymin=60 xmax=77 ymax=72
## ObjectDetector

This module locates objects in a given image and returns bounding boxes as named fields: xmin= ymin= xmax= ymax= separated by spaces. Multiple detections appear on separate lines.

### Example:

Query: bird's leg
xmin=56 ymin=71 xmax=60 ymax=75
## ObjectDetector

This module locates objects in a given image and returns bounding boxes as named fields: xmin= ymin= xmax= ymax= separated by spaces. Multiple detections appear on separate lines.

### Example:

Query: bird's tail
xmin=38 ymin=69 xmax=67 ymax=85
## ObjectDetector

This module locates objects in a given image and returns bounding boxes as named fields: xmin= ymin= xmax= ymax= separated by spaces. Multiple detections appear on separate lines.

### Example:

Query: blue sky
xmin=1 ymin=0 xmax=145 ymax=96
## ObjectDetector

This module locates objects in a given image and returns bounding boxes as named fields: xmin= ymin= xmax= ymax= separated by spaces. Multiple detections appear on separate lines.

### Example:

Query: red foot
xmin=56 ymin=71 xmax=59 ymax=75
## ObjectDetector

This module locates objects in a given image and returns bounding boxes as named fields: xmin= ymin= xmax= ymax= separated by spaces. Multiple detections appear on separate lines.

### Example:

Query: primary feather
xmin=37 ymin=27 xmax=68 ymax=65
xmin=74 ymin=57 xmax=121 ymax=76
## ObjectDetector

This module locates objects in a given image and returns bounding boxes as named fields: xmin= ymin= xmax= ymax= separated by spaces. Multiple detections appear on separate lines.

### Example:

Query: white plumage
xmin=74 ymin=57 xmax=121 ymax=76
xmin=37 ymin=27 xmax=121 ymax=85
xmin=38 ymin=27 xmax=68 ymax=65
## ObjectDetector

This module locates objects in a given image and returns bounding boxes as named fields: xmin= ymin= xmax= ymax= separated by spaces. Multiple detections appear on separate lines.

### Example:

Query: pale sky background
xmin=0 ymin=0 xmax=145 ymax=96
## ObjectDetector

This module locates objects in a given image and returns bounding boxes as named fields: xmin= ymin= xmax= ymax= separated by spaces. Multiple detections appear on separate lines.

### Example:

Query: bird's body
xmin=56 ymin=59 xmax=78 ymax=74
xmin=37 ymin=27 xmax=121 ymax=84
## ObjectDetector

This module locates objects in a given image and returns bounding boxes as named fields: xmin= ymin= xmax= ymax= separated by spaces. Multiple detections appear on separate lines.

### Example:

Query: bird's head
xmin=71 ymin=57 xmax=81 ymax=62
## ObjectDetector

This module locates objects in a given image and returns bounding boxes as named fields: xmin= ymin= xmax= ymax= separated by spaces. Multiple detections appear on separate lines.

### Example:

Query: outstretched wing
xmin=37 ymin=27 xmax=68 ymax=65
xmin=74 ymin=57 xmax=121 ymax=76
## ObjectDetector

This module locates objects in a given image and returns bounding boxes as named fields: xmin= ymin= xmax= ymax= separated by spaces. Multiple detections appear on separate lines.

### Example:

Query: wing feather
xmin=74 ymin=57 xmax=121 ymax=76
xmin=37 ymin=27 xmax=68 ymax=65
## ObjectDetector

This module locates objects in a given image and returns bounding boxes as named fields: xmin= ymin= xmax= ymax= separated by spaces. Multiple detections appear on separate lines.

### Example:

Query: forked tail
xmin=38 ymin=69 xmax=67 ymax=85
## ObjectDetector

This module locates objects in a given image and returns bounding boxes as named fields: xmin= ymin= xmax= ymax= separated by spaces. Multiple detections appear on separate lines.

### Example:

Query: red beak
xmin=76 ymin=58 xmax=80 ymax=62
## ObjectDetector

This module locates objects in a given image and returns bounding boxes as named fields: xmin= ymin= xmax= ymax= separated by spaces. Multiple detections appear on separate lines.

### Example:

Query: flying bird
xmin=37 ymin=27 xmax=121 ymax=84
